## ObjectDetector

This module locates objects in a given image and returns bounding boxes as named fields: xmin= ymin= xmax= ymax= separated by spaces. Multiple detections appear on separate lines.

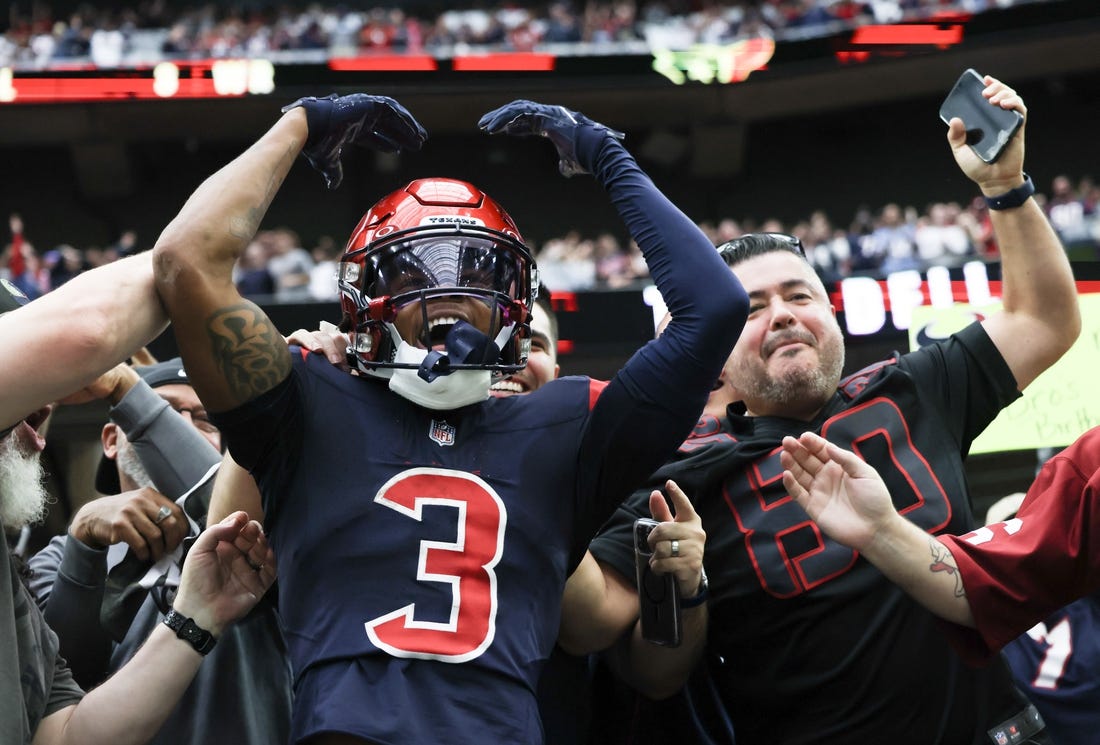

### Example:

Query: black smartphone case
xmin=938 ymin=68 xmax=1023 ymax=163
xmin=634 ymin=518 xmax=682 ymax=647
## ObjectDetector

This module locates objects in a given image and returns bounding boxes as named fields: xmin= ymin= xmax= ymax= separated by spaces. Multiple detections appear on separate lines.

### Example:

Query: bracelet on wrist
xmin=983 ymin=173 xmax=1035 ymax=211
xmin=680 ymin=568 xmax=709 ymax=609
xmin=162 ymin=608 xmax=217 ymax=656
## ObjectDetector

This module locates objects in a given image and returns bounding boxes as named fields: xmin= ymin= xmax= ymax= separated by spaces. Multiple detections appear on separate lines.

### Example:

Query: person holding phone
xmin=578 ymin=75 xmax=1077 ymax=744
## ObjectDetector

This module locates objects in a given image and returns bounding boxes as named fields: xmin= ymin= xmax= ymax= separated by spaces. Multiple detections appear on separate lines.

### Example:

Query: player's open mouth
xmin=425 ymin=315 xmax=462 ymax=350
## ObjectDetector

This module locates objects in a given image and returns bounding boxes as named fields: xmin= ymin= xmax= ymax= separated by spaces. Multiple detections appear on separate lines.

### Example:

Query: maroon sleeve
xmin=939 ymin=425 xmax=1100 ymax=662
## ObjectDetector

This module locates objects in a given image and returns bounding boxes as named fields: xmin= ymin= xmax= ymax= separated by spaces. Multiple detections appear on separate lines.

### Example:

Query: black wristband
xmin=163 ymin=608 xmax=217 ymax=656
xmin=680 ymin=569 xmax=709 ymax=609
xmin=983 ymin=173 xmax=1035 ymax=211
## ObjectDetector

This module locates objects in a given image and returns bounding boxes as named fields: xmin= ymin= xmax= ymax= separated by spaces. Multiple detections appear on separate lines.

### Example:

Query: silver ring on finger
xmin=670 ymin=539 xmax=680 ymax=558
xmin=154 ymin=505 xmax=172 ymax=525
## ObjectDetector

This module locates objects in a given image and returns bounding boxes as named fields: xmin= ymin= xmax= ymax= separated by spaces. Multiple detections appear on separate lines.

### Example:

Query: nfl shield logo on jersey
xmin=429 ymin=419 xmax=456 ymax=447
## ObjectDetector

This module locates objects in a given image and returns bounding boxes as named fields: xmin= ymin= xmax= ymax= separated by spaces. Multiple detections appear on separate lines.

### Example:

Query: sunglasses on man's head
xmin=717 ymin=232 xmax=805 ymax=264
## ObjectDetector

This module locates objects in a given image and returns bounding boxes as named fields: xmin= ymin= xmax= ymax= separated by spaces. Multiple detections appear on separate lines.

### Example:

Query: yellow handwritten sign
xmin=908 ymin=294 xmax=1100 ymax=454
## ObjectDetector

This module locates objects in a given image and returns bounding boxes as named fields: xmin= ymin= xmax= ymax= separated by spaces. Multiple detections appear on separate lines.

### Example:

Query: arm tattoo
xmin=927 ymin=538 xmax=966 ymax=599
xmin=206 ymin=302 xmax=290 ymax=402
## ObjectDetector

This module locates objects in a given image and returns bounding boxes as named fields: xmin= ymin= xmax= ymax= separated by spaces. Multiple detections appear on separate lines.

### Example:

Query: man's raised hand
xmin=780 ymin=432 xmax=898 ymax=553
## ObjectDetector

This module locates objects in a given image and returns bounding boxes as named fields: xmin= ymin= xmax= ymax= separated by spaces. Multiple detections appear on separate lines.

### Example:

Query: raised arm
xmin=951 ymin=76 xmax=1080 ymax=390
xmin=152 ymin=95 xmax=426 ymax=413
xmin=0 ymin=253 xmax=166 ymax=429
xmin=480 ymin=101 xmax=748 ymax=534
xmin=780 ymin=432 xmax=975 ymax=626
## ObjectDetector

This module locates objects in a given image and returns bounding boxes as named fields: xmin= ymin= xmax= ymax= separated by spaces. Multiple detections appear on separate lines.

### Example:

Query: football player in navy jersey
xmin=151 ymin=94 xmax=747 ymax=745
xmin=581 ymin=76 xmax=1079 ymax=744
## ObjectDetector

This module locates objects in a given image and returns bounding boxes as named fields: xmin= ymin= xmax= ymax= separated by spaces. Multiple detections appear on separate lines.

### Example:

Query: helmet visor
xmin=362 ymin=236 xmax=522 ymax=303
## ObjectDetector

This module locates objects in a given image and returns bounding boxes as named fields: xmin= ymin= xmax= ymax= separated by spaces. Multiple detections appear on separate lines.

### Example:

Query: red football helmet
xmin=337 ymin=177 xmax=538 ymax=375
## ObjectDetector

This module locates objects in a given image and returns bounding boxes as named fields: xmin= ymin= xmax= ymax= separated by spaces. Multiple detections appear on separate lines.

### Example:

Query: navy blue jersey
xmin=1002 ymin=593 xmax=1100 ymax=745
xmin=591 ymin=323 xmax=1040 ymax=745
xmin=215 ymin=345 xmax=739 ymax=744
xmin=221 ymin=356 xmax=602 ymax=742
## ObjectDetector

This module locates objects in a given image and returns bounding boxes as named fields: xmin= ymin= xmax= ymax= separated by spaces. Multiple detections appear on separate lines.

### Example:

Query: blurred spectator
xmin=594 ymin=232 xmax=630 ymax=285
xmin=264 ymin=228 xmax=314 ymax=302
xmin=962 ymin=195 xmax=998 ymax=257
xmin=47 ymin=245 xmax=87 ymax=288
xmin=112 ymin=230 xmax=139 ymax=258
xmin=545 ymin=2 xmax=583 ymax=43
xmin=1047 ymin=174 xmax=1094 ymax=249
xmin=52 ymin=13 xmax=92 ymax=58
xmin=536 ymin=230 xmax=597 ymax=291
xmin=89 ymin=19 xmax=127 ymax=68
xmin=234 ymin=238 xmax=275 ymax=299
xmin=803 ymin=210 xmax=850 ymax=284
xmin=307 ymin=235 xmax=340 ymax=301
xmin=914 ymin=201 xmax=972 ymax=265
xmin=867 ymin=202 xmax=918 ymax=275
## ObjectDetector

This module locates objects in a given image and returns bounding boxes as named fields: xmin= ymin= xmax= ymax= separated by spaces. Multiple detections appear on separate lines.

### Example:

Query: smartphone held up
xmin=939 ymin=68 xmax=1023 ymax=164
xmin=634 ymin=517 xmax=682 ymax=647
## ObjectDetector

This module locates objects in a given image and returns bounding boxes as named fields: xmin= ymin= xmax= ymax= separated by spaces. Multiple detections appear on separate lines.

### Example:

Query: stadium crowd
xmin=4 ymin=171 xmax=1096 ymax=299
xmin=0 ymin=0 xmax=1067 ymax=69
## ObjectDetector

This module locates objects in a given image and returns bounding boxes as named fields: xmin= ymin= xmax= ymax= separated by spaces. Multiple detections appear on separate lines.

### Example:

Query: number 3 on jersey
xmin=365 ymin=467 xmax=507 ymax=663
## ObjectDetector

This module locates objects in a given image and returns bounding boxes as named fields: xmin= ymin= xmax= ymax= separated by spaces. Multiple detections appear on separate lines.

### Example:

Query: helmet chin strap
xmin=387 ymin=320 xmax=516 ymax=411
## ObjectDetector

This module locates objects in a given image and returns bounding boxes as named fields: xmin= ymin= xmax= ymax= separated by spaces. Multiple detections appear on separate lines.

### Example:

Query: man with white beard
xmin=0 ymin=402 xmax=52 ymax=534
xmin=0 ymin=273 xmax=275 ymax=745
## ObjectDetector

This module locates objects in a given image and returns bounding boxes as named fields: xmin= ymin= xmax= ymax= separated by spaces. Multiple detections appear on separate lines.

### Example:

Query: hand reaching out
xmin=69 ymin=487 xmax=188 ymax=562
xmin=285 ymin=321 xmax=351 ymax=371
xmin=56 ymin=362 xmax=141 ymax=406
xmin=170 ymin=511 xmax=275 ymax=638
xmin=780 ymin=432 xmax=897 ymax=553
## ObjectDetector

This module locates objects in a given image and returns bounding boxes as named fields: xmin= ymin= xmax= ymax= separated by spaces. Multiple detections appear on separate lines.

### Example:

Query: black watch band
xmin=163 ymin=609 xmax=217 ymax=655
xmin=680 ymin=569 xmax=709 ymax=609
xmin=983 ymin=173 xmax=1035 ymax=211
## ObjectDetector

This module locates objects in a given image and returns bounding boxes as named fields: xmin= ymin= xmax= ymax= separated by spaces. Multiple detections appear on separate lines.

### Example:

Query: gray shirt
xmin=1 ymin=517 xmax=84 ymax=745
xmin=27 ymin=379 xmax=292 ymax=745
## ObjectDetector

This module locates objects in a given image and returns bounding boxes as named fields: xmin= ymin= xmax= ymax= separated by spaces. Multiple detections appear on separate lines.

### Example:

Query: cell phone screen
xmin=938 ymin=69 xmax=1023 ymax=164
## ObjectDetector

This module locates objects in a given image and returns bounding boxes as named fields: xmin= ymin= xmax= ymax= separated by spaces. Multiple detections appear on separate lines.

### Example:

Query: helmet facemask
xmin=336 ymin=179 xmax=538 ymax=409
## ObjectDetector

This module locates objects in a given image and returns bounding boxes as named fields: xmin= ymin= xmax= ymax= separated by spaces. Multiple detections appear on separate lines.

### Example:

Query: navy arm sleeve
xmin=571 ymin=127 xmax=748 ymax=559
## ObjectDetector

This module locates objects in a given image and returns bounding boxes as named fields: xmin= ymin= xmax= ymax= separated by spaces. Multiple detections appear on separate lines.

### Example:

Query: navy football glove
xmin=282 ymin=93 xmax=428 ymax=190
xmin=478 ymin=100 xmax=624 ymax=178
